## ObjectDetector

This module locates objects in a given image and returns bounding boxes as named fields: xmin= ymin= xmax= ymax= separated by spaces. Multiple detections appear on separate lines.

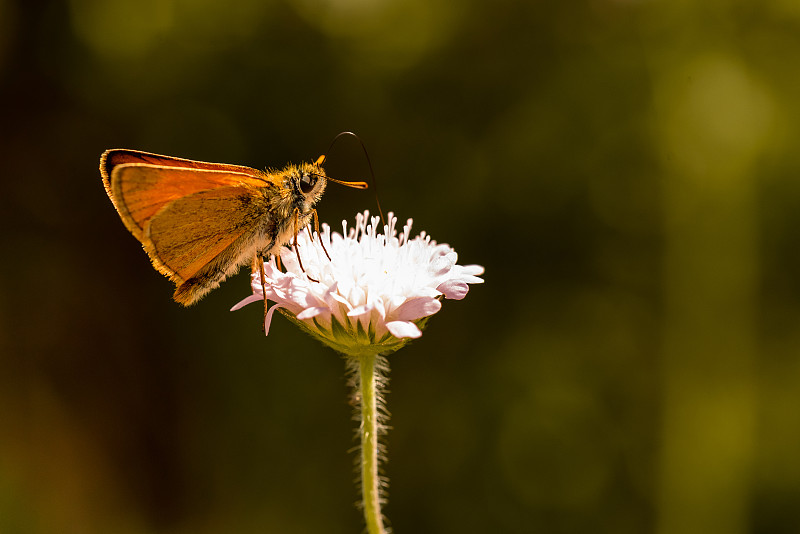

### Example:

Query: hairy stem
xmin=350 ymin=353 xmax=389 ymax=534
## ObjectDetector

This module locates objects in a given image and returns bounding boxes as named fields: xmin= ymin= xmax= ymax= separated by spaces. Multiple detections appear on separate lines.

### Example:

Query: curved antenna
xmin=319 ymin=131 xmax=385 ymax=226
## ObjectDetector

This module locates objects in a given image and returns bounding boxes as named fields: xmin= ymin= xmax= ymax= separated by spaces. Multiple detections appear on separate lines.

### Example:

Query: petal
xmin=230 ymin=294 xmax=263 ymax=311
xmin=461 ymin=264 xmax=485 ymax=276
xmin=296 ymin=307 xmax=328 ymax=320
xmin=329 ymin=291 xmax=353 ymax=311
xmin=388 ymin=295 xmax=407 ymax=310
xmin=437 ymin=280 xmax=470 ymax=300
xmin=349 ymin=285 xmax=367 ymax=307
xmin=430 ymin=253 xmax=455 ymax=276
xmin=263 ymin=304 xmax=284 ymax=336
xmin=392 ymin=297 xmax=441 ymax=321
xmin=386 ymin=320 xmax=422 ymax=339
xmin=412 ymin=286 xmax=442 ymax=299
xmin=371 ymin=297 xmax=386 ymax=320
xmin=450 ymin=264 xmax=485 ymax=284
xmin=323 ymin=281 xmax=339 ymax=300
xmin=347 ymin=305 xmax=371 ymax=317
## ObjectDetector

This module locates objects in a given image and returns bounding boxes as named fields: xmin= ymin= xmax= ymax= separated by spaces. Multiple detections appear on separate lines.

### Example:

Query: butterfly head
xmin=288 ymin=162 xmax=328 ymax=210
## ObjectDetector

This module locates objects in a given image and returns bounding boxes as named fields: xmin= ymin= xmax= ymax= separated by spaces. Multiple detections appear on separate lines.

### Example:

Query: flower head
xmin=231 ymin=211 xmax=484 ymax=356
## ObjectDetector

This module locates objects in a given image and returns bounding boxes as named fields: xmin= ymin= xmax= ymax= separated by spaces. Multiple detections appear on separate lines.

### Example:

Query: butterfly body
xmin=101 ymin=149 xmax=327 ymax=305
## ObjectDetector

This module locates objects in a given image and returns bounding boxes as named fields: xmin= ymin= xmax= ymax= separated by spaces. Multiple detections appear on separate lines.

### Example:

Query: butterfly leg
xmin=256 ymin=253 xmax=269 ymax=333
xmin=292 ymin=208 xmax=319 ymax=282
xmin=310 ymin=208 xmax=332 ymax=261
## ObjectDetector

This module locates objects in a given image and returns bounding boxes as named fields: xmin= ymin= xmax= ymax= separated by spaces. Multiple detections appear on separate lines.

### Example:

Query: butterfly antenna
xmin=319 ymin=131 xmax=385 ymax=226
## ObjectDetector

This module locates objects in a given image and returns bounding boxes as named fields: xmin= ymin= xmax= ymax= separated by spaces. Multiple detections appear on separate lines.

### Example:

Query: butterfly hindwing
xmin=144 ymin=186 xmax=275 ymax=305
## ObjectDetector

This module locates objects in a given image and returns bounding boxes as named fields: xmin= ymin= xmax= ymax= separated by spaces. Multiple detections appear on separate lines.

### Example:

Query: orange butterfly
xmin=100 ymin=147 xmax=368 ymax=306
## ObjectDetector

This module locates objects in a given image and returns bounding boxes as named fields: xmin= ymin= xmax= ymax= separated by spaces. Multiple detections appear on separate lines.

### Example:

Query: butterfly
xmin=100 ymin=141 xmax=371 ymax=306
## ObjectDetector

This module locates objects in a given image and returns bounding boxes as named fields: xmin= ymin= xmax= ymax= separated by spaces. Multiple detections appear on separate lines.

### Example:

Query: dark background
xmin=2 ymin=1 xmax=800 ymax=533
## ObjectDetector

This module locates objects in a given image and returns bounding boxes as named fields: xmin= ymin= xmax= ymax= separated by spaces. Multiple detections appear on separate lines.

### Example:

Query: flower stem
xmin=352 ymin=352 xmax=389 ymax=534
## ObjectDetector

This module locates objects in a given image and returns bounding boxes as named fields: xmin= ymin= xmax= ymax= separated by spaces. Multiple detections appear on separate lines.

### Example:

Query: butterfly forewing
xmin=101 ymin=149 xmax=263 ymax=184
xmin=109 ymin=164 xmax=268 ymax=240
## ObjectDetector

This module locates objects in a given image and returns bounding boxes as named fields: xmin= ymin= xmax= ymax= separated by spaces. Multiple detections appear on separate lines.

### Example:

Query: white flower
xmin=231 ymin=211 xmax=484 ymax=356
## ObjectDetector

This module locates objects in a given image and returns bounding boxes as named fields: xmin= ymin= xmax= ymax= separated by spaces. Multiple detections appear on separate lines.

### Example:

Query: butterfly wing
xmin=105 ymin=154 xmax=270 ymax=240
xmin=144 ymin=186 xmax=275 ymax=305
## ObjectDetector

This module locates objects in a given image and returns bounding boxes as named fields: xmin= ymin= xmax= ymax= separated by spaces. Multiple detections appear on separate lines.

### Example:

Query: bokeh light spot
xmin=69 ymin=0 xmax=174 ymax=60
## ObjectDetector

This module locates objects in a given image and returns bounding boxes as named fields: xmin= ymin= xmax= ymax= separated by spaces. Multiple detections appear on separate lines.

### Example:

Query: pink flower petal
xmin=437 ymin=280 xmax=470 ymax=300
xmin=430 ymin=253 xmax=456 ymax=275
xmin=263 ymin=304 xmax=284 ymax=336
xmin=414 ymin=286 xmax=443 ymax=299
xmin=461 ymin=264 xmax=485 ymax=276
xmin=347 ymin=305 xmax=371 ymax=318
xmin=329 ymin=291 xmax=353 ymax=311
xmin=230 ymin=294 xmax=263 ymax=311
xmin=323 ymin=281 xmax=339 ymax=299
xmin=297 ymin=307 xmax=328 ymax=320
xmin=386 ymin=320 xmax=422 ymax=339
xmin=371 ymin=297 xmax=386 ymax=320
xmin=392 ymin=297 xmax=441 ymax=322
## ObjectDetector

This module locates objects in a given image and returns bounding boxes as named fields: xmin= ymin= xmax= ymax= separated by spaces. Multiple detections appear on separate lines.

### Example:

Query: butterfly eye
xmin=300 ymin=172 xmax=317 ymax=194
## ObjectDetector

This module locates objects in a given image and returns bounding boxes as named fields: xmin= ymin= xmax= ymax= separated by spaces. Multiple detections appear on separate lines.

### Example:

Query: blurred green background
xmin=2 ymin=0 xmax=800 ymax=533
